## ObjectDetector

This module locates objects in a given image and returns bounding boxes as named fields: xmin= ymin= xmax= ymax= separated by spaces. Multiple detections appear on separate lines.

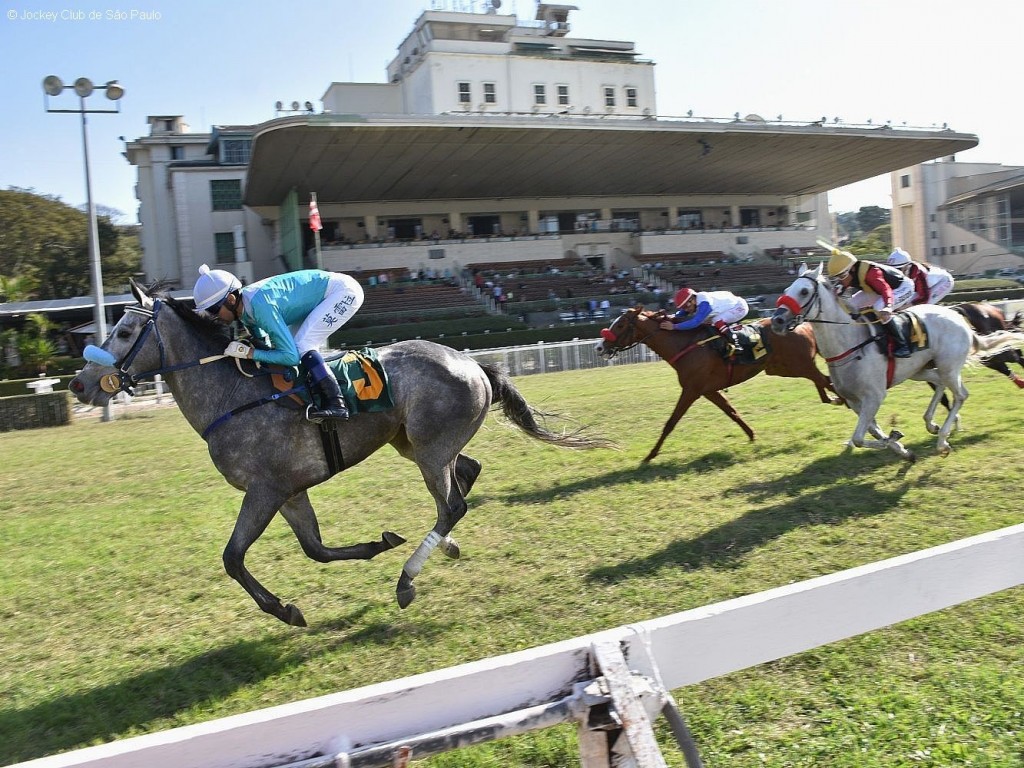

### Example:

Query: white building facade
xmin=126 ymin=4 xmax=972 ymax=288
xmin=891 ymin=158 xmax=1024 ymax=276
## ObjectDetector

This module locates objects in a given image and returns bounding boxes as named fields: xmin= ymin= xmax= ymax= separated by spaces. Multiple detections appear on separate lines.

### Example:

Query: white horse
xmin=770 ymin=263 xmax=1024 ymax=461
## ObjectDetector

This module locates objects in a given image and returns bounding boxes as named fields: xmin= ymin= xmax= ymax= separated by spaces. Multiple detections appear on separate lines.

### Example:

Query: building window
xmin=210 ymin=179 xmax=242 ymax=211
xmin=940 ymin=247 xmax=947 ymax=255
xmin=625 ymin=87 xmax=637 ymax=107
xmin=604 ymin=87 xmax=615 ymax=107
xmin=533 ymin=84 xmax=546 ymax=105
xmin=458 ymin=82 xmax=471 ymax=103
xmin=970 ymin=243 xmax=976 ymax=252
xmin=931 ymin=230 xmax=937 ymax=239
xmin=483 ymin=82 xmax=496 ymax=103
xmin=557 ymin=84 xmax=569 ymax=105
xmin=960 ymin=244 xmax=966 ymax=253
xmin=214 ymin=232 xmax=235 ymax=263
xmin=932 ymin=248 xmax=938 ymax=257
xmin=929 ymin=213 xmax=936 ymax=222
xmin=900 ymin=174 xmax=910 ymax=188
xmin=220 ymin=139 xmax=251 ymax=165
xmin=170 ymin=145 xmax=184 ymax=161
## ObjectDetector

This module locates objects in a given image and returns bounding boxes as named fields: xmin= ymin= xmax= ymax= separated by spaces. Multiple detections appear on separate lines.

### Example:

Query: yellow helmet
xmin=826 ymin=249 xmax=857 ymax=278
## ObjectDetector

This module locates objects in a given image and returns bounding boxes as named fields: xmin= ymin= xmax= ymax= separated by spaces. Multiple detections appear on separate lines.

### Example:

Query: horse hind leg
xmin=279 ymin=491 xmax=407 ymax=563
xmin=395 ymin=457 xmax=469 ymax=609
xmin=434 ymin=454 xmax=482 ymax=562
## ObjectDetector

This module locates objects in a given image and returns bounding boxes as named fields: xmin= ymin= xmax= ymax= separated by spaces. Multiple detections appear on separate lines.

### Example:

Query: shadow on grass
xmin=583 ymin=437 xmax=975 ymax=584
xmin=498 ymin=450 xmax=736 ymax=505
xmin=0 ymin=604 xmax=447 ymax=763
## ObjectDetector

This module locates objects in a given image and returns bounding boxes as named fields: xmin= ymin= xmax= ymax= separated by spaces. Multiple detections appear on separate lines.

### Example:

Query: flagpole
xmin=311 ymin=192 xmax=323 ymax=270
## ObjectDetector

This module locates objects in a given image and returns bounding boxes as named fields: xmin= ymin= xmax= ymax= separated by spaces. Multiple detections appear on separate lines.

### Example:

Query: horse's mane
xmin=159 ymin=291 xmax=233 ymax=345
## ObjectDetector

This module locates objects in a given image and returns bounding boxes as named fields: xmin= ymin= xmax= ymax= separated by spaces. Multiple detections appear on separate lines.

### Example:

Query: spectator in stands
xmin=660 ymin=287 xmax=748 ymax=353
xmin=827 ymin=249 xmax=914 ymax=358
xmin=192 ymin=264 xmax=362 ymax=421
xmin=886 ymin=247 xmax=954 ymax=305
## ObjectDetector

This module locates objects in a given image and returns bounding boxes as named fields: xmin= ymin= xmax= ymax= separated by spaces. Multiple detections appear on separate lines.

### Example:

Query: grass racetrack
xmin=1 ymin=361 xmax=1022 ymax=767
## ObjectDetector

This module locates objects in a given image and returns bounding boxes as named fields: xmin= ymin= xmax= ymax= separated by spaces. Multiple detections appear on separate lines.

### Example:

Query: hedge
xmin=0 ymin=391 xmax=73 ymax=432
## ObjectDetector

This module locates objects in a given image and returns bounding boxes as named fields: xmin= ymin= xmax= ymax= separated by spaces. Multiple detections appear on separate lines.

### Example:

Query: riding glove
xmin=224 ymin=341 xmax=254 ymax=359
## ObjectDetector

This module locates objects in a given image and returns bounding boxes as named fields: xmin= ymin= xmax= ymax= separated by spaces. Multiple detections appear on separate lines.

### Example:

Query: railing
xmin=19 ymin=523 xmax=1024 ymax=768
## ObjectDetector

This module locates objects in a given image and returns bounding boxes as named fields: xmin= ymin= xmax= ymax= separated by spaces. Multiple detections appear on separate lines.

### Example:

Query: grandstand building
xmin=126 ymin=1 xmax=976 ymax=291
xmin=890 ymin=157 xmax=1024 ymax=276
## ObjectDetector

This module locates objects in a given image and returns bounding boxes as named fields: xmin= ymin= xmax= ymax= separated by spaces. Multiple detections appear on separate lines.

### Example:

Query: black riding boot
xmin=301 ymin=350 xmax=350 ymax=421
xmin=884 ymin=318 xmax=911 ymax=358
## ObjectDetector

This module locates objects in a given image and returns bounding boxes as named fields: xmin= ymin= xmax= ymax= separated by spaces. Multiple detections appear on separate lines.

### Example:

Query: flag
xmin=309 ymin=197 xmax=322 ymax=232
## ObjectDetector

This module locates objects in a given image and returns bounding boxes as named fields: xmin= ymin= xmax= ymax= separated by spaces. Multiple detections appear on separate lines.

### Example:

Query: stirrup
xmin=306 ymin=403 xmax=349 ymax=422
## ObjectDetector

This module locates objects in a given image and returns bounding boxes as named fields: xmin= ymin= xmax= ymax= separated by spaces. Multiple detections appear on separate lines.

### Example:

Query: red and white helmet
xmin=674 ymin=287 xmax=696 ymax=307
xmin=192 ymin=264 xmax=241 ymax=310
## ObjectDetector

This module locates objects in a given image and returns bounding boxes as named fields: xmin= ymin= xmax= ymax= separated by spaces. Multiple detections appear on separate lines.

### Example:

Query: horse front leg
xmin=846 ymin=393 xmax=914 ymax=461
xmin=642 ymin=389 xmax=702 ymax=464
xmin=279 ymin=491 xmax=407 ymax=563
xmin=223 ymin=487 xmax=308 ymax=626
xmin=704 ymin=390 xmax=756 ymax=441
xmin=396 ymin=459 xmax=467 ymax=609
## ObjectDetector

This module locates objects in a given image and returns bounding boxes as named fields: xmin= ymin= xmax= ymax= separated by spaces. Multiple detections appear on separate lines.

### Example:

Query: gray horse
xmin=70 ymin=280 xmax=612 ymax=626
xmin=771 ymin=264 xmax=1024 ymax=461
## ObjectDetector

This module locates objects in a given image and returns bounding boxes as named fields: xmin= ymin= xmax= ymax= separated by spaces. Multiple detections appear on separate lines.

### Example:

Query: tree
xmin=856 ymin=206 xmax=890 ymax=234
xmin=0 ymin=187 xmax=140 ymax=301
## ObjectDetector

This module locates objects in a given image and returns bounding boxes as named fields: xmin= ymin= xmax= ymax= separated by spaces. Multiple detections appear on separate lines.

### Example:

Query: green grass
xmin=1 ymin=363 xmax=1023 ymax=766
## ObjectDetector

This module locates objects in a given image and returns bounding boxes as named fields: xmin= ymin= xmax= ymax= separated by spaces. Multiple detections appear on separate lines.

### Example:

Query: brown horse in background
xmin=596 ymin=306 xmax=842 ymax=463
xmin=953 ymin=303 xmax=1024 ymax=388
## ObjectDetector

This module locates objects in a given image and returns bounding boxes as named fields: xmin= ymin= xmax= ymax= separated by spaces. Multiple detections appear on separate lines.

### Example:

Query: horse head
xmin=596 ymin=305 xmax=650 ymax=358
xmin=69 ymin=279 xmax=227 ymax=406
xmin=771 ymin=262 xmax=830 ymax=335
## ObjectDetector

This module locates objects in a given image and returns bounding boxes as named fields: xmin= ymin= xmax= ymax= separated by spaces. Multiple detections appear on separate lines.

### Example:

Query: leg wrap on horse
xmin=301 ymin=349 xmax=350 ymax=421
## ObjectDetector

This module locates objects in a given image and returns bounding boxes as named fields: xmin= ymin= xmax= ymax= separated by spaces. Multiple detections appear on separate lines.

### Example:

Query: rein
xmin=777 ymin=274 xmax=884 ymax=363
xmin=600 ymin=312 xmax=657 ymax=354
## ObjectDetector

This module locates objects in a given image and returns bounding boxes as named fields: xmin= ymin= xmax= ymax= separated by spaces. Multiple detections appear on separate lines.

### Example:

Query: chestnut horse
xmin=596 ymin=306 xmax=841 ymax=463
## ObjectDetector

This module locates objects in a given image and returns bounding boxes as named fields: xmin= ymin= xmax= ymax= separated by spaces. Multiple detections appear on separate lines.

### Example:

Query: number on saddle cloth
xmin=715 ymin=324 xmax=768 ymax=364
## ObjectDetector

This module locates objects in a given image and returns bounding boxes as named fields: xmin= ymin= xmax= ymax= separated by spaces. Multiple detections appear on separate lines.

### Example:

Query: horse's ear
xmin=797 ymin=261 xmax=808 ymax=275
xmin=129 ymin=277 xmax=154 ymax=311
xmin=813 ymin=262 xmax=825 ymax=279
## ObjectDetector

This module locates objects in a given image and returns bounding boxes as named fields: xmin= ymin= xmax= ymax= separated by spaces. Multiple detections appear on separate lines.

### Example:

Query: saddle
xmin=269 ymin=348 xmax=395 ymax=415
xmin=876 ymin=312 xmax=929 ymax=357
xmin=704 ymin=324 xmax=771 ymax=364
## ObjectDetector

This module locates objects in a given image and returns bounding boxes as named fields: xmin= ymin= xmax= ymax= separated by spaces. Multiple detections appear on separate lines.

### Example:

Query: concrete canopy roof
xmin=243 ymin=114 xmax=978 ymax=207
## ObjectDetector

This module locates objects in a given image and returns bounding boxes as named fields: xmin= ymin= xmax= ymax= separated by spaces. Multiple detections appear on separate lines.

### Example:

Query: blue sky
xmin=1 ymin=0 xmax=1019 ymax=223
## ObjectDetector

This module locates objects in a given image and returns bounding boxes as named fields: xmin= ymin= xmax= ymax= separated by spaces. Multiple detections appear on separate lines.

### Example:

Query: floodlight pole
xmin=43 ymin=76 xmax=124 ymax=422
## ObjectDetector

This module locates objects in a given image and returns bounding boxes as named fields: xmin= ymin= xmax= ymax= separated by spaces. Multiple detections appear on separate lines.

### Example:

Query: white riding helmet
xmin=193 ymin=264 xmax=241 ymax=310
xmin=887 ymin=248 xmax=912 ymax=268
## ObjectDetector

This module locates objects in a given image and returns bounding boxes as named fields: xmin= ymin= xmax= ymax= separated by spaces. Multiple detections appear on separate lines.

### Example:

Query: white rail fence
xmin=19 ymin=523 xmax=1024 ymax=768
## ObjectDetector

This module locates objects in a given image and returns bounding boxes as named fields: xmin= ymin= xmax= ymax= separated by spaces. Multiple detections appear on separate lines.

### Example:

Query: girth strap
xmin=201 ymin=387 xmax=304 ymax=440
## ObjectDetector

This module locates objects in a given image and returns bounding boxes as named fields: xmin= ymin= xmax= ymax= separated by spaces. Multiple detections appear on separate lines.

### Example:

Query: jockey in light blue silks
xmin=193 ymin=265 xmax=364 ymax=421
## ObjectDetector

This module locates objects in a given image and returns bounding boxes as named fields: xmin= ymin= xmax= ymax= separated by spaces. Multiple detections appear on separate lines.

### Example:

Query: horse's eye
xmin=116 ymin=328 xmax=132 ymax=339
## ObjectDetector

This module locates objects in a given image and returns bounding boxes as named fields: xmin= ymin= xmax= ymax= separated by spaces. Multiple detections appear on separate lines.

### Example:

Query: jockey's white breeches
xmin=293 ymin=272 xmax=365 ymax=354
xmin=849 ymin=277 xmax=915 ymax=314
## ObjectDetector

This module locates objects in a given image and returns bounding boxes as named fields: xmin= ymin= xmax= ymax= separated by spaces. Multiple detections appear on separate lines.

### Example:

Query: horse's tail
xmin=478 ymin=362 xmax=617 ymax=450
xmin=971 ymin=329 xmax=1024 ymax=360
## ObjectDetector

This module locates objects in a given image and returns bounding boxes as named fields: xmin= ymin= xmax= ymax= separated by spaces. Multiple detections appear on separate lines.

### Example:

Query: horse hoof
xmin=889 ymin=429 xmax=904 ymax=441
xmin=396 ymin=583 xmax=416 ymax=609
xmin=926 ymin=424 xmax=939 ymax=436
xmin=938 ymin=445 xmax=951 ymax=458
xmin=440 ymin=536 xmax=461 ymax=560
xmin=284 ymin=603 xmax=307 ymax=627
xmin=382 ymin=531 xmax=407 ymax=549
xmin=905 ymin=451 xmax=917 ymax=464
